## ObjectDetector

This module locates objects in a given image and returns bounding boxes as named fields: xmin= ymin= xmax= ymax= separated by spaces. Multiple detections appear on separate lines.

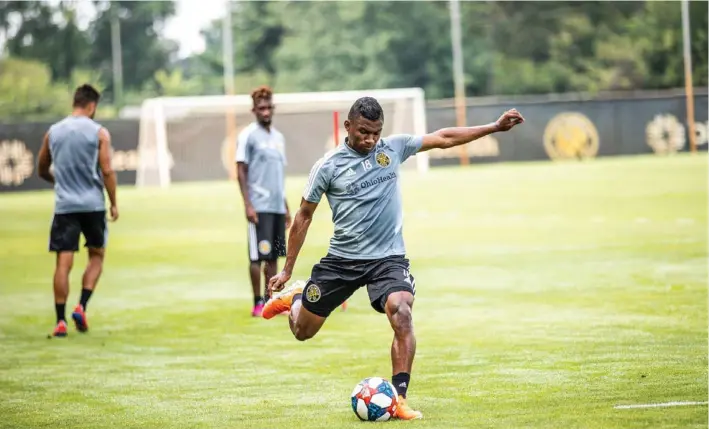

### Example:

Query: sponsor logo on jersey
xmin=345 ymin=172 xmax=397 ymax=195
xmin=360 ymin=172 xmax=397 ymax=189
xmin=345 ymin=167 xmax=356 ymax=177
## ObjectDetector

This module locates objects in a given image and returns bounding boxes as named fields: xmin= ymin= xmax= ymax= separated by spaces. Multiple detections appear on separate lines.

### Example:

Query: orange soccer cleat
xmin=262 ymin=281 xmax=304 ymax=320
xmin=394 ymin=396 xmax=423 ymax=420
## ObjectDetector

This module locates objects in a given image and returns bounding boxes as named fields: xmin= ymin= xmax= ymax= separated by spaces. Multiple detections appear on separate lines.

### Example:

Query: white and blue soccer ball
xmin=350 ymin=377 xmax=399 ymax=421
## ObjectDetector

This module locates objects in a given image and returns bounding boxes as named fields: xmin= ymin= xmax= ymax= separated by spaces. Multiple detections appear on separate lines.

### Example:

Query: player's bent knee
xmin=293 ymin=323 xmax=316 ymax=341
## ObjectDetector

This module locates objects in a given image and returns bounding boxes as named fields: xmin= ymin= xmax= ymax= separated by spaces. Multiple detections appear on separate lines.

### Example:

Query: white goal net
xmin=136 ymin=88 xmax=429 ymax=188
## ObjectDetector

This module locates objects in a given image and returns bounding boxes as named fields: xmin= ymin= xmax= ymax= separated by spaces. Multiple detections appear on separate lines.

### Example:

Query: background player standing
xmin=263 ymin=97 xmax=524 ymax=419
xmin=37 ymin=84 xmax=118 ymax=337
xmin=235 ymin=86 xmax=291 ymax=317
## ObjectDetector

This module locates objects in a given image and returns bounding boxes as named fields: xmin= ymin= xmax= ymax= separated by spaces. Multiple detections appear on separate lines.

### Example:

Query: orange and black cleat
xmin=262 ymin=281 xmax=304 ymax=320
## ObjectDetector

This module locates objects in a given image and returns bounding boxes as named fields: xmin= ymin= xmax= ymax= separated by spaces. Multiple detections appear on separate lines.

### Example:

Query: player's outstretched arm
xmin=37 ymin=133 xmax=54 ymax=184
xmin=268 ymin=198 xmax=319 ymax=292
xmin=98 ymin=127 xmax=119 ymax=221
xmin=418 ymin=108 xmax=524 ymax=152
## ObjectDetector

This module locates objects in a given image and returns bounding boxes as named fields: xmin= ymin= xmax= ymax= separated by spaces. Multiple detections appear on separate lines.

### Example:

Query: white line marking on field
xmin=590 ymin=216 xmax=606 ymax=223
xmin=676 ymin=217 xmax=696 ymax=225
xmin=614 ymin=401 xmax=708 ymax=410
xmin=634 ymin=217 xmax=651 ymax=224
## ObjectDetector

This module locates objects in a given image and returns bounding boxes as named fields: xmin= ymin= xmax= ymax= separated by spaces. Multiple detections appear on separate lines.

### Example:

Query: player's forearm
xmin=103 ymin=171 xmax=117 ymax=207
xmin=282 ymin=210 xmax=312 ymax=275
xmin=434 ymin=123 xmax=499 ymax=148
xmin=236 ymin=166 xmax=252 ymax=207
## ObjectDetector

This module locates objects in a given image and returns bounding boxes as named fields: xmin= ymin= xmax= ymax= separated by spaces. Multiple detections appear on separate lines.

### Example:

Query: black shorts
xmin=49 ymin=211 xmax=107 ymax=252
xmin=247 ymin=213 xmax=286 ymax=262
xmin=302 ymin=254 xmax=416 ymax=318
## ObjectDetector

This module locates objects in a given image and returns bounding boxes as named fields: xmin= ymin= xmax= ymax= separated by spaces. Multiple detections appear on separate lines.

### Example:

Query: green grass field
xmin=0 ymin=154 xmax=706 ymax=428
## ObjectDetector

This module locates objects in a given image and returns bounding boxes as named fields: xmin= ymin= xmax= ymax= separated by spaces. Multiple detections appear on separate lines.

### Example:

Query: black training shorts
xmin=247 ymin=213 xmax=286 ymax=262
xmin=49 ymin=211 xmax=107 ymax=252
xmin=302 ymin=254 xmax=416 ymax=318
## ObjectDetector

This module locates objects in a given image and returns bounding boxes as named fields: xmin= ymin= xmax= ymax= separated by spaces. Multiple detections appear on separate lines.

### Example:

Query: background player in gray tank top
xmin=37 ymin=84 xmax=118 ymax=338
xmin=235 ymin=86 xmax=291 ymax=317
xmin=264 ymin=96 xmax=524 ymax=419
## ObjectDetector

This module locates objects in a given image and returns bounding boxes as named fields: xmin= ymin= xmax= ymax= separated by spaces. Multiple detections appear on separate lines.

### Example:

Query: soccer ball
xmin=350 ymin=377 xmax=399 ymax=421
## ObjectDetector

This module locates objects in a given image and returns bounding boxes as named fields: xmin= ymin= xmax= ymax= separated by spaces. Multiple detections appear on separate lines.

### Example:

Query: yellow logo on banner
xmin=543 ymin=112 xmax=599 ymax=160
xmin=0 ymin=140 xmax=33 ymax=186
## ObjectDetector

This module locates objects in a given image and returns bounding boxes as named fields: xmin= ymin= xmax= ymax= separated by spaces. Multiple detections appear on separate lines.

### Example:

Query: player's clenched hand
xmin=245 ymin=204 xmax=258 ymax=225
xmin=109 ymin=205 xmax=119 ymax=222
xmin=496 ymin=108 xmax=525 ymax=131
xmin=269 ymin=270 xmax=291 ymax=292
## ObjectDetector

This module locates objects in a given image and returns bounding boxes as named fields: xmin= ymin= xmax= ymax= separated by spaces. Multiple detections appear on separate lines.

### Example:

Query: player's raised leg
xmin=288 ymin=288 xmax=327 ymax=341
xmin=263 ymin=278 xmax=343 ymax=341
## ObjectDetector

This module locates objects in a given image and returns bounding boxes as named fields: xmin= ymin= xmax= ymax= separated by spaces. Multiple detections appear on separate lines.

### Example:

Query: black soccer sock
xmin=55 ymin=303 xmax=66 ymax=323
xmin=79 ymin=288 xmax=93 ymax=311
xmin=254 ymin=296 xmax=264 ymax=306
xmin=392 ymin=372 xmax=410 ymax=398
xmin=292 ymin=293 xmax=302 ymax=304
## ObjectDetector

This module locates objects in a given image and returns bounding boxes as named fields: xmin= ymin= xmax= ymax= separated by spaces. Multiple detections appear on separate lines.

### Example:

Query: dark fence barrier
xmin=426 ymin=89 xmax=708 ymax=166
xmin=0 ymin=120 xmax=139 ymax=193
xmin=1 ymin=89 xmax=707 ymax=192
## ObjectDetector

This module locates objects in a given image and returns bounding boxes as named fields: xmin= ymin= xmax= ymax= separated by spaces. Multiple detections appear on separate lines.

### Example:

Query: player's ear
xmin=344 ymin=120 xmax=351 ymax=132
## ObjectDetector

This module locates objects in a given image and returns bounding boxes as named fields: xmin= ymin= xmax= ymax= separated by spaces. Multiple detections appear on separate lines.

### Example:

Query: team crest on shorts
xmin=258 ymin=240 xmax=272 ymax=255
xmin=305 ymin=283 xmax=321 ymax=303
xmin=375 ymin=152 xmax=391 ymax=167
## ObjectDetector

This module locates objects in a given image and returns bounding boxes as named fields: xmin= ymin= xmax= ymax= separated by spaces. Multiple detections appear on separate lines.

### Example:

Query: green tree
xmin=88 ymin=1 xmax=177 ymax=97
xmin=1 ymin=1 xmax=91 ymax=81
xmin=0 ymin=57 xmax=69 ymax=121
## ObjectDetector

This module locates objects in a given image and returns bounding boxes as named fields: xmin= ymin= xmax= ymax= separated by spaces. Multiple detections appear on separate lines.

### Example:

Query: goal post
xmin=136 ymin=88 xmax=429 ymax=188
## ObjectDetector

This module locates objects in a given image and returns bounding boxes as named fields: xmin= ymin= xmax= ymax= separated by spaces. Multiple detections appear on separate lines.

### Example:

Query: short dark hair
xmin=348 ymin=97 xmax=384 ymax=122
xmin=251 ymin=85 xmax=273 ymax=106
xmin=73 ymin=84 xmax=100 ymax=108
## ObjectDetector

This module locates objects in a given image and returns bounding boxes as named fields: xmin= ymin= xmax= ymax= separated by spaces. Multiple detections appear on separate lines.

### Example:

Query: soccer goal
xmin=136 ymin=88 xmax=429 ymax=187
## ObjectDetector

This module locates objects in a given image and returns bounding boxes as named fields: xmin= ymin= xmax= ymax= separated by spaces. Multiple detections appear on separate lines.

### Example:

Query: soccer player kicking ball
xmin=37 ymin=84 xmax=118 ymax=337
xmin=263 ymin=97 xmax=524 ymax=419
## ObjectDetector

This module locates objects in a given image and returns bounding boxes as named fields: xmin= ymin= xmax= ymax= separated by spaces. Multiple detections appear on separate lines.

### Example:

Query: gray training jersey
xmin=303 ymin=134 xmax=423 ymax=260
xmin=49 ymin=116 xmax=105 ymax=214
xmin=235 ymin=122 xmax=287 ymax=214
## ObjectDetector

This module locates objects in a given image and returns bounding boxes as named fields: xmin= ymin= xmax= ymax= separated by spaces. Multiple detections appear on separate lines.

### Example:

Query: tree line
xmin=1 ymin=1 xmax=707 ymax=121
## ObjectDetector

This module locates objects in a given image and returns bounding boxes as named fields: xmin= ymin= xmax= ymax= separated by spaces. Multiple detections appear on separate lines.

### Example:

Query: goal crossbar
xmin=137 ymin=88 xmax=429 ymax=187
